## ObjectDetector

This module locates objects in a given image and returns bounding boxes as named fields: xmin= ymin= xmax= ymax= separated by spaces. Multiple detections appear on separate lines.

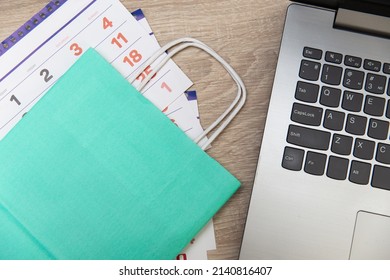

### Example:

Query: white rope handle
xmin=130 ymin=38 xmax=246 ymax=150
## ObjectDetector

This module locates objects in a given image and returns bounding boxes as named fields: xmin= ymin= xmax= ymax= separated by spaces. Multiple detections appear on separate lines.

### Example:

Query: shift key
xmin=287 ymin=125 xmax=331 ymax=150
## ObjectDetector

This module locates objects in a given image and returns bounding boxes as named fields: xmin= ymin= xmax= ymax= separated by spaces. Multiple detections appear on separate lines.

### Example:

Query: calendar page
xmin=0 ymin=0 xmax=192 ymax=140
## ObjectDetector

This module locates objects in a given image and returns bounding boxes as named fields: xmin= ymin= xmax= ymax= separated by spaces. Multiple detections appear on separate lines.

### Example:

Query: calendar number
xmin=10 ymin=95 xmax=21 ymax=106
xmin=103 ymin=17 xmax=113 ymax=30
xmin=40 ymin=69 xmax=53 ymax=83
xmin=70 ymin=43 xmax=83 ymax=56
xmin=170 ymin=118 xmax=178 ymax=126
xmin=111 ymin=33 xmax=128 ymax=49
xmin=123 ymin=50 xmax=143 ymax=67
xmin=136 ymin=66 xmax=154 ymax=82
xmin=161 ymin=82 xmax=172 ymax=93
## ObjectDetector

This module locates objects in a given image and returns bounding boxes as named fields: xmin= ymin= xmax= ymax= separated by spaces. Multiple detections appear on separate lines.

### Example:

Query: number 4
xmin=103 ymin=17 xmax=113 ymax=29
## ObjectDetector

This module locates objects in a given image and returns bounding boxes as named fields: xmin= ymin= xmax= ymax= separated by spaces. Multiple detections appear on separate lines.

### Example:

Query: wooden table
xmin=0 ymin=0 xmax=290 ymax=259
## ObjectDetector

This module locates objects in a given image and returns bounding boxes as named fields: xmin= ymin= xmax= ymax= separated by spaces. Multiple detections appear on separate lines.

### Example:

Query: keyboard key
xmin=303 ymin=47 xmax=322 ymax=60
xmin=327 ymin=156 xmax=349 ymax=180
xmin=331 ymin=134 xmax=353 ymax=155
xmin=304 ymin=151 xmax=327 ymax=175
xmin=372 ymin=165 xmax=390 ymax=190
xmin=342 ymin=91 xmax=363 ymax=112
xmin=323 ymin=110 xmax=345 ymax=131
xmin=343 ymin=69 xmax=364 ymax=90
xmin=353 ymin=138 xmax=375 ymax=160
xmin=387 ymin=100 xmax=390 ymax=119
xmin=376 ymin=143 xmax=390 ymax=164
xmin=388 ymin=79 xmax=390 ymax=96
xmin=295 ymin=81 xmax=319 ymax=103
xmin=368 ymin=118 xmax=389 ymax=140
xmin=291 ymin=103 xmax=323 ymax=126
xmin=346 ymin=114 xmax=367 ymax=136
xmin=321 ymin=64 xmax=342 ymax=85
xmin=349 ymin=161 xmax=371 ymax=185
xmin=365 ymin=73 xmax=386 ymax=94
xmin=364 ymin=59 xmax=381 ymax=72
xmin=320 ymin=86 xmax=341 ymax=108
xmin=282 ymin=146 xmax=304 ymax=171
xmin=364 ymin=95 xmax=385 ymax=117
xmin=299 ymin=60 xmax=321 ymax=81
xmin=345 ymin=55 xmax=362 ymax=68
xmin=383 ymin=63 xmax=390 ymax=74
xmin=325 ymin=51 xmax=342 ymax=64
xmin=287 ymin=125 xmax=331 ymax=150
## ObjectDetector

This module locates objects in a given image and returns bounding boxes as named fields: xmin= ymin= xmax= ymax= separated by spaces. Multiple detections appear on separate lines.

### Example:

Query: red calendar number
xmin=70 ymin=43 xmax=83 ymax=56
xmin=171 ymin=119 xmax=178 ymax=126
xmin=123 ymin=50 xmax=143 ymax=67
xmin=103 ymin=17 xmax=113 ymax=29
xmin=111 ymin=32 xmax=128 ymax=49
xmin=136 ymin=65 xmax=155 ymax=82
xmin=176 ymin=254 xmax=187 ymax=260
xmin=161 ymin=82 xmax=172 ymax=93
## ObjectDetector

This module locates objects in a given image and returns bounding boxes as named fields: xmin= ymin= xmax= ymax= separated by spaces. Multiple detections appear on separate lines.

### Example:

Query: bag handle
xmin=129 ymin=38 xmax=246 ymax=150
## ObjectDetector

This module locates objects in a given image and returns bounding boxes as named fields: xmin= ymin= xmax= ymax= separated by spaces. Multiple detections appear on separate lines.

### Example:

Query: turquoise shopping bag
xmin=0 ymin=49 xmax=240 ymax=260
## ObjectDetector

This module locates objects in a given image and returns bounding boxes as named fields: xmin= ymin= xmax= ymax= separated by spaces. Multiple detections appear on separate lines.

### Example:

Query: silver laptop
xmin=240 ymin=0 xmax=390 ymax=259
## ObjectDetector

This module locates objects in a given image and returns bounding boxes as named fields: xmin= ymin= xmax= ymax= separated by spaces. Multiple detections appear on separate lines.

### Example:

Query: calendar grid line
xmin=109 ymin=36 xmax=142 ymax=64
xmin=125 ymin=62 xmax=145 ymax=80
xmin=166 ymin=106 xmax=183 ymax=117
xmin=0 ymin=1 xmax=114 ymax=105
xmin=184 ymin=127 xmax=193 ymax=133
xmin=94 ymin=20 xmax=127 ymax=49
xmin=142 ymin=69 xmax=171 ymax=94
xmin=125 ymin=56 xmax=157 ymax=80
xmin=0 ymin=82 xmax=53 ymax=130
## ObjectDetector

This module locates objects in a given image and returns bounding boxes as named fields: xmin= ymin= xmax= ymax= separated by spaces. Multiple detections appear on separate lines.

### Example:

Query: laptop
xmin=240 ymin=0 xmax=390 ymax=259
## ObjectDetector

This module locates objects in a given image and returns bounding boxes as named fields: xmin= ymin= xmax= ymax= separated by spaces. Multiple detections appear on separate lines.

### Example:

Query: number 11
xmin=111 ymin=33 xmax=128 ymax=49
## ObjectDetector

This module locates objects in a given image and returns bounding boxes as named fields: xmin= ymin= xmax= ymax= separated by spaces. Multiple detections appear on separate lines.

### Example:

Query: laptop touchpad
xmin=350 ymin=211 xmax=390 ymax=260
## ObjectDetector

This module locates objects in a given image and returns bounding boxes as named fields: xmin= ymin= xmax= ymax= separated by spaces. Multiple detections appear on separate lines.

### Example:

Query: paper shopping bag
xmin=0 ymin=48 xmax=240 ymax=260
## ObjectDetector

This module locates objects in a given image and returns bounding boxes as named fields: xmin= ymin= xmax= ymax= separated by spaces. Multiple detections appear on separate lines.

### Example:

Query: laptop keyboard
xmin=283 ymin=47 xmax=390 ymax=190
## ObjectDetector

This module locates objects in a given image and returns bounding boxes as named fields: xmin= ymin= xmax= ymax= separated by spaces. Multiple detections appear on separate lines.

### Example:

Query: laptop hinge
xmin=334 ymin=8 xmax=390 ymax=39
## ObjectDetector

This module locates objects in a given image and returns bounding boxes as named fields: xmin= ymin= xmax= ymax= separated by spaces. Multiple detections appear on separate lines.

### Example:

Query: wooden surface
xmin=0 ymin=0 xmax=290 ymax=259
